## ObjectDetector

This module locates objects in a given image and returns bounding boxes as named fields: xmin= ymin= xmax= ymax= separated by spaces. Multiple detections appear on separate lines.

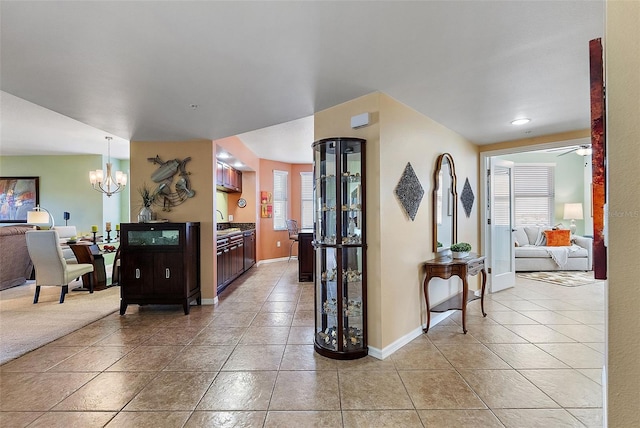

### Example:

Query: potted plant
xmin=137 ymin=184 xmax=156 ymax=223
xmin=450 ymin=242 xmax=471 ymax=258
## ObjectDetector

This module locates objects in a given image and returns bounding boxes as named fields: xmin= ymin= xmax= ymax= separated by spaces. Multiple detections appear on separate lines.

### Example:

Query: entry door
xmin=488 ymin=158 xmax=515 ymax=293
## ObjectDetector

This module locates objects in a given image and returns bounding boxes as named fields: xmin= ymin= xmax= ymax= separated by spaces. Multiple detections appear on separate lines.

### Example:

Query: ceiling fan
xmin=548 ymin=144 xmax=593 ymax=157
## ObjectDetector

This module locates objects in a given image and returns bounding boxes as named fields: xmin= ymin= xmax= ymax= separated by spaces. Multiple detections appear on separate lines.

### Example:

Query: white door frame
xmin=479 ymin=137 xmax=590 ymax=291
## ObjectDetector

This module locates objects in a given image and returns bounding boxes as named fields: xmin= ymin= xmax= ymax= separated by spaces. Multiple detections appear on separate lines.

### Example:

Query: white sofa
xmin=513 ymin=226 xmax=592 ymax=271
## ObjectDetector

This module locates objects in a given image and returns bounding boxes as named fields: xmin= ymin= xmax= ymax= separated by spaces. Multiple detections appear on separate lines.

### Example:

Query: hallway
xmin=0 ymin=261 xmax=604 ymax=427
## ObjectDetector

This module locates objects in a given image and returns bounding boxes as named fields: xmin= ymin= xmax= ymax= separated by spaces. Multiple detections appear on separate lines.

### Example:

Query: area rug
xmin=517 ymin=271 xmax=597 ymax=287
xmin=0 ymin=279 xmax=120 ymax=365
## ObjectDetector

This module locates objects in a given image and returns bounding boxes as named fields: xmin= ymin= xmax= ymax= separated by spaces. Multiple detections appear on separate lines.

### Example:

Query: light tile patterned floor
xmin=0 ymin=262 xmax=604 ymax=427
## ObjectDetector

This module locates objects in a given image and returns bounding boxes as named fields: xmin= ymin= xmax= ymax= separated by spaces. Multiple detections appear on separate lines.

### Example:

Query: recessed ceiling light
xmin=511 ymin=118 xmax=531 ymax=125
xmin=234 ymin=162 xmax=243 ymax=168
xmin=189 ymin=104 xmax=199 ymax=109
xmin=217 ymin=152 xmax=230 ymax=159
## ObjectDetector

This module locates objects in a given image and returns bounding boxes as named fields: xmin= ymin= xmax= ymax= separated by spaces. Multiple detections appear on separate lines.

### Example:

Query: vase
xmin=452 ymin=251 xmax=470 ymax=259
xmin=137 ymin=206 xmax=154 ymax=223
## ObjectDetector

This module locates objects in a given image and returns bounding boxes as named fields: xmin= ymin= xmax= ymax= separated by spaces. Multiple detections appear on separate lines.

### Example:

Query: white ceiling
xmin=0 ymin=1 xmax=604 ymax=164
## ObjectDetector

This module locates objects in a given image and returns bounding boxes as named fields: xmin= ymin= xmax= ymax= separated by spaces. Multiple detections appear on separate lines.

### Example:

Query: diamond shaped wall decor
xmin=461 ymin=177 xmax=474 ymax=218
xmin=394 ymin=162 xmax=424 ymax=221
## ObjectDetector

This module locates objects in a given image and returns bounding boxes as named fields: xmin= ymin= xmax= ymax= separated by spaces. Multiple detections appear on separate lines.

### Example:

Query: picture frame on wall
xmin=0 ymin=177 xmax=39 ymax=223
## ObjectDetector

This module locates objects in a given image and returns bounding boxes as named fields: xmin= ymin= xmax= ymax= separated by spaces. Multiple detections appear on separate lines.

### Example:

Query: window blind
xmin=513 ymin=164 xmax=555 ymax=226
xmin=273 ymin=170 xmax=288 ymax=231
xmin=300 ymin=172 xmax=313 ymax=229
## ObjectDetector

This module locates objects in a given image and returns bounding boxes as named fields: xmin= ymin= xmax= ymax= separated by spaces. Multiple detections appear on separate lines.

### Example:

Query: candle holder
xmin=106 ymin=230 xmax=112 ymax=243
xmin=92 ymin=231 xmax=97 ymax=244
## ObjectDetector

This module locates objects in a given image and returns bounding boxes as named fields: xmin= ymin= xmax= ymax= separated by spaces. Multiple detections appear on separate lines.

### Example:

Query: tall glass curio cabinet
xmin=312 ymin=137 xmax=367 ymax=359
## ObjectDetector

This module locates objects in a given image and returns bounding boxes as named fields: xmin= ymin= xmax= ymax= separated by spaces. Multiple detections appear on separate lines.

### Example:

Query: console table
xmin=423 ymin=253 xmax=487 ymax=334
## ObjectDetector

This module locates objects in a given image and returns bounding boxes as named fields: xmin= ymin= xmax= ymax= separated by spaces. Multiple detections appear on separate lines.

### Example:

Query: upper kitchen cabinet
xmin=216 ymin=161 xmax=242 ymax=193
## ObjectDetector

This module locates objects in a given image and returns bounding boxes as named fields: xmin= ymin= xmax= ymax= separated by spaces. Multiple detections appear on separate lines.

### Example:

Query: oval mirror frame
xmin=432 ymin=153 xmax=458 ymax=252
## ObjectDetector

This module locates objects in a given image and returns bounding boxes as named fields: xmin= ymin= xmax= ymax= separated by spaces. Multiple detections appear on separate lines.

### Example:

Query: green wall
xmin=498 ymin=151 xmax=590 ymax=235
xmin=0 ymin=155 xmax=130 ymax=235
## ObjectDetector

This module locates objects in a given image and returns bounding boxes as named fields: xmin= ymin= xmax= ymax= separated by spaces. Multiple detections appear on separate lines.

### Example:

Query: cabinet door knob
xmin=165 ymin=268 xmax=170 ymax=279
xmin=135 ymin=268 xmax=140 ymax=279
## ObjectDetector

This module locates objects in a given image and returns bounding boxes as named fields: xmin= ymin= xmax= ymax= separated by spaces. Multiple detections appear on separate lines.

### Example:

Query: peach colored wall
xmin=256 ymin=163 xmax=311 ymax=261
xmin=129 ymin=139 xmax=216 ymax=301
xmin=315 ymin=92 xmax=479 ymax=352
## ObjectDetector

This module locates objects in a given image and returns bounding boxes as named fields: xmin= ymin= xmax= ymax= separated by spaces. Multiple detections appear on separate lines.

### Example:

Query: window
xmin=273 ymin=170 xmax=288 ymax=230
xmin=513 ymin=164 xmax=555 ymax=226
xmin=300 ymin=172 xmax=314 ymax=229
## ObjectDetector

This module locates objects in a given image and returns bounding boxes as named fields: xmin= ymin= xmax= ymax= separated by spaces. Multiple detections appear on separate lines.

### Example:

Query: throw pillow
xmin=544 ymin=229 xmax=571 ymax=247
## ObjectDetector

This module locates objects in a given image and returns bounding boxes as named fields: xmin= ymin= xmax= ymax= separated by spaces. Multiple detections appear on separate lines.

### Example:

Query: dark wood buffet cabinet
xmin=119 ymin=222 xmax=201 ymax=315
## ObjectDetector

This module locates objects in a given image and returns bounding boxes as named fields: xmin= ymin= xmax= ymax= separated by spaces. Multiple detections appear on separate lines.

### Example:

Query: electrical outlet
xmin=228 ymin=214 xmax=233 ymax=221
xmin=276 ymin=241 xmax=281 ymax=247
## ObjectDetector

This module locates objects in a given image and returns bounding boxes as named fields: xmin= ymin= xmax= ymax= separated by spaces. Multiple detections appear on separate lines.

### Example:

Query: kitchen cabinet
xmin=120 ymin=222 xmax=201 ymax=315
xmin=313 ymin=137 xmax=367 ymax=359
xmin=216 ymin=229 xmax=256 ymax=294
xmin=216 ymin=161 xmax=242 ymax=193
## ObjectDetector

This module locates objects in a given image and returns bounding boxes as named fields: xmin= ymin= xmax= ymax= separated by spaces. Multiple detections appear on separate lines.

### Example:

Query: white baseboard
xmin=201 ymin=297 xmax=218 ymax=305
xmin=257 ymin=257 xmax=290 ymax=266
xmin=368 ymin=310 xmax=455 ymax=360
xmin=602 ymin=364 xmax=607 ymax=427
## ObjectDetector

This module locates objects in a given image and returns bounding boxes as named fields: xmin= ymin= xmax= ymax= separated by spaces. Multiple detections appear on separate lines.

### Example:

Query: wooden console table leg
xmin=423 ymin=276 xmax=431 ymax=333
xmin=461 ymin=276 xmax=469 ymax=334
xmin=480 ymin=268 xmax=487 ymax=317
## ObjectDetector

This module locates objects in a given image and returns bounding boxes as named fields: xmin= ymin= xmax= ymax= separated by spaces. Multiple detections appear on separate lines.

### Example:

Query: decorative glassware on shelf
xmin=312 ymin=137 xmax=367 ymax=360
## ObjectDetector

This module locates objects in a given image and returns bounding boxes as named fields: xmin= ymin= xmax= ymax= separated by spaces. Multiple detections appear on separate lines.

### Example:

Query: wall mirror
xmin=432 ymin=153 xmax=457 ymax=252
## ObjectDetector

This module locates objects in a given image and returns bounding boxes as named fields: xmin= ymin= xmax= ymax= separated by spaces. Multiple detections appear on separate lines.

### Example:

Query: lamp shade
xmin=26 ymin=210 xmax=50 ymax=224
xmin=563 ymin=203 xmax=584 ymax=220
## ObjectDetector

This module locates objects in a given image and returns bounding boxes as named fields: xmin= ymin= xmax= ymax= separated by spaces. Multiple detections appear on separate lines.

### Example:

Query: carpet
xmin=517 ymin=271 xmax=597 ymax=287
xmin=0 ymin=279 xmax=120 ymax=365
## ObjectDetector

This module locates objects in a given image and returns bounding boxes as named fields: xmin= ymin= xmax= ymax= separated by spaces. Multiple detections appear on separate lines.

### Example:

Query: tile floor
xmin=0 ymin=261 xmax=604 ymax=427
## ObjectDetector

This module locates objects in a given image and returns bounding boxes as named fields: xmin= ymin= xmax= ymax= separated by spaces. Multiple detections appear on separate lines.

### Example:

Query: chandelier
xmin=89 ymin=136 xmax=127 ymax=197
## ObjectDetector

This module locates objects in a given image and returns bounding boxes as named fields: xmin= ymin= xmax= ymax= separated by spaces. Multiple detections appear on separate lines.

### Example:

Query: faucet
xmin=216 ymin=210 xmax=224 ymax=221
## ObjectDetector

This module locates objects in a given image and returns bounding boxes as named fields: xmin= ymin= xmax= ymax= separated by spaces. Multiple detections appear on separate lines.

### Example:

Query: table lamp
xmin=27 ymin=205 xmax=55 ymax=229
xmin=563 ymin=203 xmax=583 ymax=235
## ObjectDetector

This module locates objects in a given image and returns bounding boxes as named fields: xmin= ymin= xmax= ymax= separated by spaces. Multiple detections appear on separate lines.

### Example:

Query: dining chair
xmin=26 ymin=230 xmax=94 ymax=303
xmin=286 ymin=219 xmax=299 ymax=262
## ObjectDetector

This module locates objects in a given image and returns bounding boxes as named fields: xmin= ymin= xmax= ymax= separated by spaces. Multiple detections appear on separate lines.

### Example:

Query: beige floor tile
xmin=0 ymin=372 xmax=97 ymax=411
xmin=527 ymin=300 xmax=584 ymax=311
xmin=163 ymin=345 xmax=234 ymax=371
xmin=399 ymin=369 xmax=486 ymax=410
xmin=221 ymin=345 xmax=284 ymax=371
xmin=458 ymin=369 xmax=558 ymax=409
xmin=467 ymin=298 xmax=513 ymax=312
xmin=49 ymin=346 xmax=133 ymax=372
xmin=517 ymin=310 xmax=582 ymax=325
xmin=291 ymin=309 xmax=315 ymax=326
xmin=547 ymin=324 xmax=605 ymax=342
xmin=555 ymin=310 xmax=605 ymax=324
xmin=340 ymin=370 xmax=413 ymax=410
xmin=343 ymin=410 xmax=423 ymax=427
xmin=250 ymin=312 xmax=293 ymax=327
xmin=485 ymin=343 xmax=569 ymax=369
xmin=488 ymin=311 xmax=539 ymax=325
xmin=106 ymin=345 xmax=183 ymax=371
xmin=584 ymin=342 xmax=605 ymax=353
xmin=215 ymin=300 xmax=265 ymax=312
xmin=142 ymin=326 xmax=206 ymax=345
xmin=53 ymin=371 xmax=157 ymax=411
xmin=209 ymin=311 xmax=257 ymax=327
xmin=417 ymin=409 xmax=504 ymax=427
xmin=0 ymin=411 xmax=43 ymax=428
xmin=425 ymin=326 xmax=482 ymax=344
xmin=260 ymin=300 xmax=298 ymax=313
xmin=124 ymin=371 xmax=216 ymax=411
xmin=437 ymin=344 xmax=511 ymax=369
xmin=266 ymin=292 xmax=300 ymax=302
xmin=105 ymin=411 xmax=191 ymax=427
xmin=185 ymin=411 xmax=267 ymax=427
xmin=239 ymin=326 xmax=291 ymax=344
xmin=27 ymin=411 xmax=116 ymax=428
xmin=280 ymin=344 xmax=338 ymax=370
xmin=505 ymin=325 xmax=575 ymax=343
xmin=190 ymin=326 xmax=245 ymax=345
xmin=498 ymin=300 xmax=548 ymax=311
xmin=94 ymin=327 xmax=161 ymax=346
xmin=0 ymin=346 xmax=84 ymax=373
xmin=196 ymin=371 xmax=277 ymax=411
xmin=270 ymin=370 xmax=340 ymax=410
xmin=467 ymin=324 xmax=528 ymax=343
xmin=336 ymin=355 xmax=396 ymax=371
xmin=493 ymin=408 xmax=583 ymax=427
xmin=519 ymin=369 xmax=602 ymax=408
xmin=578 ymin=368 xmax=603 ymax=385
xmin=390 ymin=341 xmax=453 ymax=370
xmin=536 ymin=343 xmax=604 ymax=368
xmin=566 ymin=408 xmax=603 ymax=427
xmin=49 ymin=326 xmax=116 ymax=347
xmin=450 ymin=311 xmax=499 ymax=326
xmin=287 ymin=326 xmax=315 ymax=344
xmin=264 ymin=410 xmax=342 ymax=427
